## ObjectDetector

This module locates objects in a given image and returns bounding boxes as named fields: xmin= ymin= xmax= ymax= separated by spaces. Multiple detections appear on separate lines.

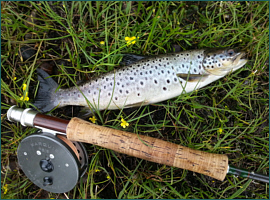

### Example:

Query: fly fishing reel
xmin=17 ymin=130 xmax=88 ymax=193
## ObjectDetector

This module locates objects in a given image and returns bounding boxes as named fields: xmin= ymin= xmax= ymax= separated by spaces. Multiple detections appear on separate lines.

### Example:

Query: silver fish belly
xmin=34 ymin=48 xmax=247 ymax=112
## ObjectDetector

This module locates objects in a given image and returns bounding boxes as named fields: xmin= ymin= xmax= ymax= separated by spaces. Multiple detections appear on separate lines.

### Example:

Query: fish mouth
xmin=232 ymin=52 xmax=246 ymax=64
xmin=231 ymin=51 xmax=248 ymax=72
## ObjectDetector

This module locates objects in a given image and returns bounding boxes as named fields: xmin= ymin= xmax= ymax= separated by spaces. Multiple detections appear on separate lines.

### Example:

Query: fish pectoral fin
xmin=120 ymin=54 xmax=148 ymax=66
xmin=176 ymin=73 xmax=209 ymax=82
xmin=204 ymin=67 xmax=231 ymax=76
xmin=125 ymin=100 xmax=149 ymax=108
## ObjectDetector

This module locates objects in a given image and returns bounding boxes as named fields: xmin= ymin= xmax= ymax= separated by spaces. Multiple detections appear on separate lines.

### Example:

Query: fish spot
xmin=207 ymin=55 xmax=210 ymax=58
xmin=108 ymin=92 xmax=111 ymax=96
xmin=159 ymin=64 xmax=162 ymax=66
xmin=182 ymin=64 xmax=185 ymax=68
xmin=145 ymin=71 xmax=148 ymax=75
xmin=194 ymin=69 xmax=197 ymax=72
xmin=167 ymin=62 xmax=170 ymax=65
xmin=166 ymin=58 xmax=169 ymax=60
xmin=158 ymin=72 xmax=160 ymax=75
xmin=137 ymin=93 xmax=140 ymax=96
xmin=222 ymin=58 xmax=225 ymax=61
xmin=95 ymin=79 xmax=98 ymax=82
xmin=167 ymin=79 xmax=170 ymax=84
xmin=140 ymin=72 xmax=143 ymax=75
xmin=199 ymin=65 xmax=201 ymax=69
xmin=145 ymin=77 xmax=148 ymax=80
xmin=130 ymin=77 xmax=134 ymax=80
xmin=119 ymin=73 xmax=121 ymax=76
xmin=186 ymin=53 xmax=189 ymax=56
xmin=126 ymin=90 xmax=129 ymax=94
xmin=119 ymin=89 xmax=122 ymax=93
xmin=161 ymin=70 xmax=164 ymax=74
xmin=174 ymin=77 xmax=177 ymax=82
xmin=94 ymin=91 xmax=96 ymax=95
xmin=197 ymin=55 xmax=201 ymax=59
xmin=106 ymin=78 xmax=109 ymax=81
xmin=104 ymin=85 xmax=106 ymax=89
xmin=117 ymin=82 xmax=120 ymax=85
xmin=176 ymin=54 xmax=179 ymax=57
xmin=209 ymin=62 xmax=212 ymax=64
xmin=154 ymin=79 xmax=158 ymax=84
xmin=163 ymin=87 xmax=167 ymax=91
xmin=134 ymin=72 xmax=136 ymax=75
xmin=147 ymin=63 xmax=150 ymax=66
xmin=88 ymin=90 xmax=90 ymax=93
xmin=184 ymin=57 xmax=186 ymax=60
xmin=167 ymin=70 xmax=170 ymax=74
xmin=140 ymin=81 xmax=144 ymax=85
xmin=203 ymin=60 xmax=207 ymax=64
xmin=151 ymin=66 xmax=154 ymax=68
xmin=180 ymin=53 xmax=183 ymax=56
xmin=122 ymin=85 xmax=124 ymax=88
xmin=159 ymin=59 xmax=162 ymax=62
xmin=218 ymin=63 xmax=221 ymax=67
xmin=149 ymin=70 xmax=152 ymax=74
xmin=211 ymin=66 xmax=214 ymax=68
xmin=110 ymin=82 xmax=113 ymax=86
xmin=115 ymin=97 xmax=118 ymax=100
xmin=155 ymin=66 xmax=158 ymax=69
xmin=142 ymin=66 xmax=145 ymax=69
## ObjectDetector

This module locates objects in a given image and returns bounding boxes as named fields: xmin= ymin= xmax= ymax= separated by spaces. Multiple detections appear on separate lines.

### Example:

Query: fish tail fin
xmin=33 ymin=68 xmax=60 ymax=112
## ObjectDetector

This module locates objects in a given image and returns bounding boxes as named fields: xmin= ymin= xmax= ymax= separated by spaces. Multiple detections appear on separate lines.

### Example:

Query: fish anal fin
xmin=125 ymin=100 xmax=149 ymax=108
xmin=176 ymin=73 xmax=209 ymax=82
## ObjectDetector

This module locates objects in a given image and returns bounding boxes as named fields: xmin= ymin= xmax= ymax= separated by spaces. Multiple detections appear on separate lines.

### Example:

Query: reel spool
xmin=17 ymin=131 xmax=88 ymax=193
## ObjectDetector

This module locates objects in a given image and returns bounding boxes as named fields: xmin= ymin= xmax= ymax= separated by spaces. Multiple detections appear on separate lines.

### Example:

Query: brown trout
xmin=34 ymin=48 xmax=247 ymax=113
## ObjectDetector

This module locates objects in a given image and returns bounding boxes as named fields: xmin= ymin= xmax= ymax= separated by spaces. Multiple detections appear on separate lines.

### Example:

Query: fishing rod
xmin=7 ymin=106 xmax=269 ymax=193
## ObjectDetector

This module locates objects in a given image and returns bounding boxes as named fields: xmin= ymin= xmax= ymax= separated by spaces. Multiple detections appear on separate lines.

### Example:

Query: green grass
xmin=1 ymin=1 xmax=269 ymax=199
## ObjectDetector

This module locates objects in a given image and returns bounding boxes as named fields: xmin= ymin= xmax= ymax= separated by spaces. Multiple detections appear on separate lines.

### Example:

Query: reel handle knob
xmin=67 ymin=117 xmax=228 ymax=181
xmin=43 ymin=176 xmax=53 ymax=186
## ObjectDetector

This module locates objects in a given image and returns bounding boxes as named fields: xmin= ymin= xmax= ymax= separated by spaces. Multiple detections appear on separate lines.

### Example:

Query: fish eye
xmin=227 ymin=49 xmax=235 ymax=56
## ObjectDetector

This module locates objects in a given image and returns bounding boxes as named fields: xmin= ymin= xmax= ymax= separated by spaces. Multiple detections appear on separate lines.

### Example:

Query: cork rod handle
xmin=67 ymin=117 xmax=228 ymax=181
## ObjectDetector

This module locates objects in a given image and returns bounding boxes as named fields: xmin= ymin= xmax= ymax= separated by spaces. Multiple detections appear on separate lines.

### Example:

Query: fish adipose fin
xmin=120 ymin=54 xmax=148 ymax=66
xmin=176 ymin=73 xmax=209 ymax=82
xmin=33 ymin=68 xmax=59 ymax=112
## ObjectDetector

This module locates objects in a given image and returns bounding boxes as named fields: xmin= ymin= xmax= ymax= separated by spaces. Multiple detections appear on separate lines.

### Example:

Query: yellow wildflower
xmin=95 ymin=169 xmax=101 ymax=173
xmin=217 ymin=128 xmax=223 ymax=134
xmin=20 ymin=92 xmax=29 ymax=101
xmin=107 ymin=175 xmax=111 ymax=179
xmin=3 ymin=184 xmax=8 ymax=194
xmin=13 ymin=77 xmax=17 ymax=81
xmin=89 ymin=116 xmax=97 ymax=124
xmin=125 ymin=36 xmax=139 ymax=46
xmin=22 ymin=83 xmax=27 ymax=91
xmin=100 ymin=41 xmax=105 ymax=45
xmin=120 ymin=117 xmax=129 ymax=128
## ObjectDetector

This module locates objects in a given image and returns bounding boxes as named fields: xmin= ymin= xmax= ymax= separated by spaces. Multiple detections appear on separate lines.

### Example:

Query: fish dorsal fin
xmin=120 ymin=54 xmax=148 ymax=66
xmin=176 ymin=73 xmax=209 ymax=82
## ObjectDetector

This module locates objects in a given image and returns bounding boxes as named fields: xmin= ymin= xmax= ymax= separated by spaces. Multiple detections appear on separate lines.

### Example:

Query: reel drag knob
xmin=17 ymin=132 xmax=88 ymax=193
